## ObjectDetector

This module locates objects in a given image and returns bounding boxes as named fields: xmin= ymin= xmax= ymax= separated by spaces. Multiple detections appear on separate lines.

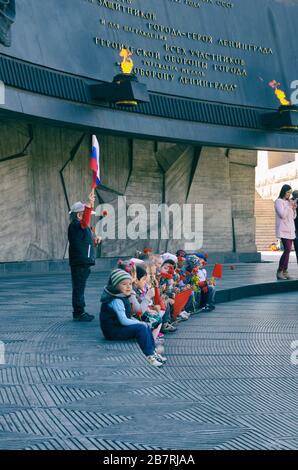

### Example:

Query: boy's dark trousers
xmin=71 ymin=265 xmax=91 ymax=317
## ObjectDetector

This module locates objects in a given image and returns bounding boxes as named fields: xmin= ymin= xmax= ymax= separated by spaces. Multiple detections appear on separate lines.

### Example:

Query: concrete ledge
xmin=216 ymin=279 xmax=298 ymax=304
xmin=0 ymin=260 xmax=70 ymax=275
xmin=0 ymin=257 xmax=296 ymax=309
xmin=0 ymin=252 xmax=262 ymax=276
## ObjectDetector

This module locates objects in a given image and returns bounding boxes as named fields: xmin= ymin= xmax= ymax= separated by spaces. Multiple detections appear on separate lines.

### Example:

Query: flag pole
xmin=90 ymin=134 xmax=95 ymax=197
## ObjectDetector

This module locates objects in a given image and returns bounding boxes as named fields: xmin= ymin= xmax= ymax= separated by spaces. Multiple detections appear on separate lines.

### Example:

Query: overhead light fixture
xmin=261 ymin=105 xmax=298 ymax=131
xmin=261 ymin=80 xmax=298 ymax=131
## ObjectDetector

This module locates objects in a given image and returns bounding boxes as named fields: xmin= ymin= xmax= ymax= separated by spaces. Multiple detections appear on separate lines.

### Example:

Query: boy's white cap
xmin=69 ymin=202 xmax=85 ymax=214
xmin=69 ymin=202 xmax=96 ymax=215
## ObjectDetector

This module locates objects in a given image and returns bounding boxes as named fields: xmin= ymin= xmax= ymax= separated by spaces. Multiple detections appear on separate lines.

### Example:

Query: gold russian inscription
xmin=218 ymin=39 xmax=273 ymax=54
xmin=134 ymin=67 xmax=175 ymax=81
xmin=87 ymin=0 xmax=275 ymax=95
xmin=213 ymin=64 xmax=247 ymax=77
xmin=147 ymin=23 xmax=213 ymax=43
xmin=179 ymin=76 xmax=237 ymax=92
xmin=123 ymin=25 xmax=167 ymax=41
xmin=87 ymin=0 xmax=157 ymax=21
xmin=164 ymin=54 xmax=208 ymax=70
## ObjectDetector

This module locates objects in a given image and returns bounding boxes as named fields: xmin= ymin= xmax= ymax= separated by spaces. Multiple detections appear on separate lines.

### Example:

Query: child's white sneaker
xmin=181 ymin=310 xmax=191 ymax=318
xmin=146 ymin=354 xmax=163 ymax=367
xmin=154 ymin=352 xmax=167 ymax=364
xmin=178 ymin=311 xmax=189 ymax=321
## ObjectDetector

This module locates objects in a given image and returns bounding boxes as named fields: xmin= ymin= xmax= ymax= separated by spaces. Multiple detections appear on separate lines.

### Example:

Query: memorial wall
xmin=1 ymin=0 xmax=297 ymax=109
xmin=0 ymin=1 xmax=297 ymax=263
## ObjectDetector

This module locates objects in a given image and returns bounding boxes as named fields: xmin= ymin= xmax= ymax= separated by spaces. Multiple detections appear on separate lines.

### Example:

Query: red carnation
xmin=144 ymin=247 xmax=153 ymax=254
xmin=161 ymin=272 xmax=172 ymax=280
xmin=102 ymin=211 xmax=108 ymax=217
xmin=204 ymin=253 xmax=209 ymax=259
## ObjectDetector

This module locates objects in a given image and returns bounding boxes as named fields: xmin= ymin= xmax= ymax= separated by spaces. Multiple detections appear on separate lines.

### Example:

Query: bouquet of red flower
xmin=160 ymin=272 xmax=173 ymax=280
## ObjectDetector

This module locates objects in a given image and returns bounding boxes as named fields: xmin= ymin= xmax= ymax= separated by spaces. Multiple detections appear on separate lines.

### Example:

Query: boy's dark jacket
xmin=68 ymin=219 xmax=95 ymax=266
xmin=100 ymin=287 xmax=132 ymax=336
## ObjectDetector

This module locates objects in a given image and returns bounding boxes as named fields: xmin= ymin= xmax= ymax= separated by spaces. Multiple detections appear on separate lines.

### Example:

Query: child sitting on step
xmin=100 ymin=269 xmax=166 ymax=367
xmin=130 ymin=264 xmax=164 ymax=341
xmin=196 ymin=253 xmax=216 ymax=312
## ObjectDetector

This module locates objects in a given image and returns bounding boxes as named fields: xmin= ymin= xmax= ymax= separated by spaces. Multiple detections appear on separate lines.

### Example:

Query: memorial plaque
xmin=1 ymin=0 xmax=298 ymax=109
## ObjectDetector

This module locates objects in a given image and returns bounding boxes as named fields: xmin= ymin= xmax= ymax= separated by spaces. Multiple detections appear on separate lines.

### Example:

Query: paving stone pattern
xmin=0 ymin=265 xmax=298 ymax=450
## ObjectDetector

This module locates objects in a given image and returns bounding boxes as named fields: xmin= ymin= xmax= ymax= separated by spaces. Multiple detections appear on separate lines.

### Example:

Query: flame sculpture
xmin=120 ymin=48 xmax=134 ymax=74
xmin=269 ymin=80 xmax=291 ymax=106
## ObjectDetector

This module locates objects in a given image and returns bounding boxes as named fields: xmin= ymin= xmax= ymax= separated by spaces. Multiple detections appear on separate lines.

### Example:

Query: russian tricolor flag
xmin=90 ymin=135 xmax=101 ymax=188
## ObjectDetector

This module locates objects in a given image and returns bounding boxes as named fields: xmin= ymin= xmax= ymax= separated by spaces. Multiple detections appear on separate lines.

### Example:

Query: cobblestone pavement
xmin=0 ymin=265 xmax=297 ymax=450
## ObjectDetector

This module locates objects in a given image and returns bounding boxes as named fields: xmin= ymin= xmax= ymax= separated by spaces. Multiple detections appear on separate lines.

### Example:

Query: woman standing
xmin=275 ymin=184 xmax=297 ymax=280
xmin=292 ymin=190 xmax=298 ymax=265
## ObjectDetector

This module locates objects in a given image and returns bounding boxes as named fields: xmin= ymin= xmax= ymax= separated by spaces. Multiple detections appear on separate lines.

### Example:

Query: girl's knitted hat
xmin=195 ymin=252 xmax=208 ymax=262
xmin=185 ymin=255 xmax=200 ymax=270
xmin=117 ymin=259 xmax=135 ymax=274
xmin=110 ymin=269 xmax=132 ymax=288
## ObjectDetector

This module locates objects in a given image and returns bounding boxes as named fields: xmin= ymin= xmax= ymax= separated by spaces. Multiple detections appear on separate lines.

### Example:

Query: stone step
xmin=256 ymin=231 xmax=276 ymax=235
xmin=255 ymin=193 xmax=276 ymax=252
xmin=255 ymin=211 xmax=275 ymax=215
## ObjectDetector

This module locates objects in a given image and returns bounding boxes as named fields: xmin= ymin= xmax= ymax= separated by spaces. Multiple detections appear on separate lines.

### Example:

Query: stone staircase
xmin=255 ymin=191 xmax=276 ymax=251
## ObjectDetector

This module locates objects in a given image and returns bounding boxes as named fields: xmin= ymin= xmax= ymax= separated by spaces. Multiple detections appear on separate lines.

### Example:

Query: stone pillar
xmin=228 ymin=149 xmax=258 ymax=253
xmin=187 ymin=147 xmax=234 ymax=253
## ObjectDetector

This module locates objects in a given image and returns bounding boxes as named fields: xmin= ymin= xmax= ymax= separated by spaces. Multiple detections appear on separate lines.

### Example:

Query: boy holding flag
xmin=68 ymin=192 xmax=97 ymax=321
xmin=67 ymin=135 xmax=101 ymax=321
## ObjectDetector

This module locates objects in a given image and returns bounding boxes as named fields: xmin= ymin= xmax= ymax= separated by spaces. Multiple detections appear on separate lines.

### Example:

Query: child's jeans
xmin=185 ymin=291 xmax=201 ymax=312
xmin=208 ymin=285 xmax=216 ymax=308
xmin=103 ymin=323 xmax=155 ymax=356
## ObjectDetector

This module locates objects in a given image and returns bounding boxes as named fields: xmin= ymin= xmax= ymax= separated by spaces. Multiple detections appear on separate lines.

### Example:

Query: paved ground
xmin=0 ymin=259 xmax=298 ymax=450
xmin=215 ymin=252 xmax=298 ymax=290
